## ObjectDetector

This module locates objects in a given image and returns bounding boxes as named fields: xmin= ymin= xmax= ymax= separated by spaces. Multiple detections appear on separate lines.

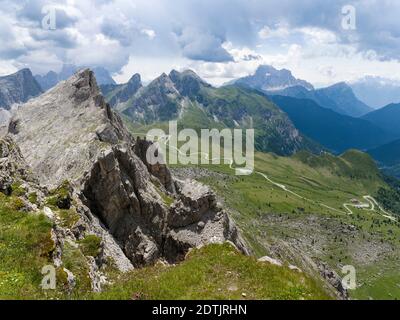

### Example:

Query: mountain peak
xmin=9 ymin=68 xmax=127 ymax=187
xmin=150 ymin=72 xmax=175 ymax=88
xmin=235 ymin=64 xmax=314 ymax=92
xmin=329 ymin=82 xmax=350 ymax=90
xmin=15 ymin=68 xmax=33 ymax=76
xmin=169 ymin=69 xmax=201 ymax=78
xmin=128 ymin=73 xmax=141 ymax=84
xmin=256 ymin=65 xmax=289 ymax=75
xmin=169 ymin=69 xmax=210 ymax=97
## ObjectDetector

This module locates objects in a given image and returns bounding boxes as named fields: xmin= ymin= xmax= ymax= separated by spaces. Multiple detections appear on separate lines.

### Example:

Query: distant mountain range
xmin=362 ymin=103 xmax=400 ymax=178
xmin=270 ymin=95 xmax=394 ymax=153
xmin=100 ymin=73 xmax=143 ymax=108
xmin=0 ymin=69 xmax=42 ymax=110
xmin=362 ymin=103 xmax=400 ymax=137
xmin=233 ymin=65 xmax=373 ymax=117
xmin=35 ymin=64 xmax=116 ymax=91
xmin=368 ymin=139 xmax=400 ymax=179
xmin=102 ymin=69 xmax=321 ymax=156
xmin=368 ymin=139 xmax=400 ymax=167
xmin=2 ymin=65 xmax=400 ymax=179
xmin=350 ymin=76 xmax=400 ymax=109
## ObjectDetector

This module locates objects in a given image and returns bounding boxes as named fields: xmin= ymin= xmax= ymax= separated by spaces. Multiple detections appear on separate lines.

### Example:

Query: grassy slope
xmin=0 ymin=185 xmax=99 ymax=300
xmin=3 ymin=117 xmax=399 ymax=300
xmin=0 ymin=183 xmax=332 ymax=300
xmin=123 ymin=117 xmax=400 ymax=300
xmin=92 ymin=243 xmax=331 ymax=300
xmin=168 ymin=150 xmax=400 ymax=300
xmin=0 ymin=193 xmax=54 ymax=299
xmin=199 ymin=86 xmax=321 ymax=155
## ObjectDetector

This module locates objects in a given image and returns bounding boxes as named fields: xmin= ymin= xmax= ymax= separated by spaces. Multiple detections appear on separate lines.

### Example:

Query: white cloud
xmin=258 ymin=24 xmax=290 ymax=40
xmin=1 ymin=0 xmax=400 ymax=88
xmin=296 ymin=27 xmax=337 ymax=45
xmin=141 ymin=29 xmax=156 ymax=40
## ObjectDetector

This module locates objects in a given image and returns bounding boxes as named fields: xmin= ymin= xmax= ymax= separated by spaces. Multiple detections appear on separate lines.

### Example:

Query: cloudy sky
xmin=1 ymin=0 xmax=400 ymax=86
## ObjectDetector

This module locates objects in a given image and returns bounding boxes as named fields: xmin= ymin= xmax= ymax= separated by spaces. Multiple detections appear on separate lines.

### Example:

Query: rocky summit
xmin=2 ymin=69 xmax=248 ymax=288
xmin=233 ymin=65 xmax=314 ymax=92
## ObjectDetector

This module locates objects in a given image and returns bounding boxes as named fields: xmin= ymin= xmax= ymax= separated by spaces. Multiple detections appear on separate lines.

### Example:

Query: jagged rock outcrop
xmin=317 ymin=262 xmax=348 ymax=300
xmin=164 ymin=179 xmax=249 ymax=261
xmin=7 ymin=69 xmax=249 ymax=273
xmin=0 ymin=69 xmax=43 ymax=110
xmin=133 ymin=138 xmax=175 ymax=193
xmin=0 ymin=136 xmax=36 ymax=195
xmin=0 ymin=136 xmax=134 ymax=278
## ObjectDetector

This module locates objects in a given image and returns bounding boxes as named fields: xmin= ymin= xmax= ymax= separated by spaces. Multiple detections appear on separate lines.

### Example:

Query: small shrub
xmin=47 ymin=180 xmax=72 ymax=209
xmin=28 ymin=192 xmax=38 ymax=205
xmin=11 ymin=198 xmax=25 ymax=211
xmin=78 ymin=235 xmax=102 ymax=257
xmin=11 ymin=182 xmax=26 ymax=197
xmin=58 ymin=209 xmax=80 ymax=229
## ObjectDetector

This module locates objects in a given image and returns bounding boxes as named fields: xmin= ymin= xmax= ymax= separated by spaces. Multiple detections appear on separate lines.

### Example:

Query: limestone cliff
xmin=5 ymin=69 xmax=249 ymax=279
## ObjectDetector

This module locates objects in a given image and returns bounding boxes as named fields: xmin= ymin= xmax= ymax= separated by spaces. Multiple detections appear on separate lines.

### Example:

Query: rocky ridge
xmin=1 ymin=69 xmax=249 ymax=291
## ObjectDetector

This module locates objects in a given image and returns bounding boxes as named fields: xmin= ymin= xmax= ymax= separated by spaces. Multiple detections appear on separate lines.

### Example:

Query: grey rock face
xmin=133 ymin=138 xmax=175 ymax=193
xmin=8 ymin=69 xmax=249 ymax=268
xmin=317 ymin=262 xmax=348 ymax=300
xmin=0 ymin=69 xmax=43 ymax=110
xmin=0 ymin=136 xmax=35 ymax=195
xmin=0 ymin=109 xmax=11 ymax=128
xmin=0 ymin=134 xmax=134 ymax=278
xmin=168 ymin=180 xmax=216 ymax=228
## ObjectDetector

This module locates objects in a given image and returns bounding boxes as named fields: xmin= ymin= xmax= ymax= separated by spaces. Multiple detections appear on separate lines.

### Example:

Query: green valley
xmin=166 ymin=149 xmax=400 ymax=300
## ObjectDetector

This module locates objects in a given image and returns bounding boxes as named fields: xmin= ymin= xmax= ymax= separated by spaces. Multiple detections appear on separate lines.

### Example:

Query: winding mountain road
xmin=134 ymin=132 xmax=397 ymax=221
